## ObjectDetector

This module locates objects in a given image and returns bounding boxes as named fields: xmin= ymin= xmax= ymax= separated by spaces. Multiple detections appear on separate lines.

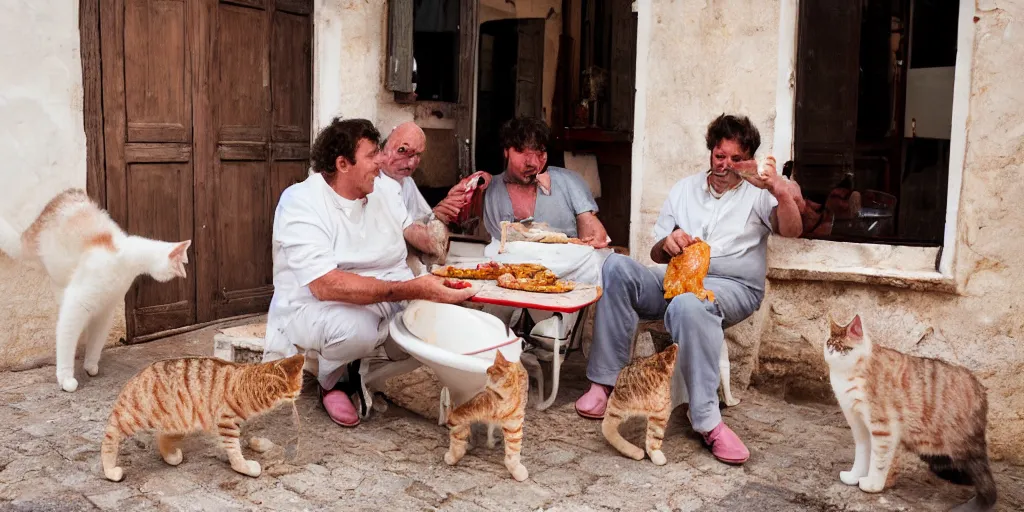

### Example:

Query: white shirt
xmin=653 ymin=173 xmax=777 ymax=259
xmin=376 ymin=172 xmax=432 ymax=223
xmin=265 ymin=172 xmax=414 ymax=352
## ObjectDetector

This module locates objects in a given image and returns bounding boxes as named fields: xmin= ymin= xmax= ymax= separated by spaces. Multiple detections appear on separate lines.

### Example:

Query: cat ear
xmin=493 ymin=350 xmax=508 ymax=365
xmin=829 ymin=314 xmax=846 ymax=336
xmin=169 ymin=240 xmax=191 ymax=263
xmin=848 ymin=314 xmax=864 ymax=339
xmin=277 ymin=354 xmax=305 ymax=375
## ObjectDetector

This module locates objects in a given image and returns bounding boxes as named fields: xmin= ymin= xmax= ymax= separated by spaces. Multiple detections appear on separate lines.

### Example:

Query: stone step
xmin=213 ymin=323 xmax=267 ymax=364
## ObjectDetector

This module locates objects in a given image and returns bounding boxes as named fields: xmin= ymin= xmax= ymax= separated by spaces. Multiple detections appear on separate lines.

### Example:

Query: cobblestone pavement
xmin=1 ymin=324 xmax=1022 ymax=511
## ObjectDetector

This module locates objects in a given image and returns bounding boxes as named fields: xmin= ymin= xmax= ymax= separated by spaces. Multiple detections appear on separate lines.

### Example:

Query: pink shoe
xmin=574 ymin=383 xmax=611 ymax=419
xmin=320 ymin=386 xmax=360 ymax=427
xmin=701 ymin=422 xmax=749 ymax=465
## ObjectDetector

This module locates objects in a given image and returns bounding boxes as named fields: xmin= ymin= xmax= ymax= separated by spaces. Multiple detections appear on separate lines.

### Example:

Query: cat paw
xmin=444 ymin=451 xmax=463 ymax=466
xmin=232 ymin=460 xmax=262 ymax=478
xmin=840 ymin=470 xmax=861 ymax=486
xmin=509 ymin=464 xmax=529 ymax=482
xmin=163 ymin=449 xmax=183 ymax=466
xmin=59 ymin=376 xmax=79 ymax=392
xmin=649 ymin=450 xmax=667 ymax=466
xmin=858 ymin=477 xmax=884 ymax=493
xmin=622 ymin=447 xmax=645 ymax=461
xmin=723 ymin=396 xmax=741 ymax=407
xmin=104 ymin=466 xmax=124 ymax=482
xmin=84 ymin=362 xmax=99 ymax=377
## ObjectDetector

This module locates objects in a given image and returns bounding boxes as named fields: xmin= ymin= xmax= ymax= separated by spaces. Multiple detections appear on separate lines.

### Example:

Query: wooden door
xmin=792 ymin=0 xmax=862 ymax=202
xmin=101 ymin=0 xmax=198 ymax=337
xmin=100 ymin=0 xmax=311 ymax=340
xmin=195 ymin=0 xmax=312 ymax=323
xmin=513 ymin=19 xmax=545 ymax=120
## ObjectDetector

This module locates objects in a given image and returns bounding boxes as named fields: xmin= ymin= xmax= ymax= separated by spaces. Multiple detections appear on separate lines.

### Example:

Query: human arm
xmin=403 ymin=222 xmax=444 ymax=255
xmin=576 ymin=211 xmax=610 ymax=248
xmin=308 ymin=271 xmax=475 ymax=305
xmin=735 ymin=156 xmax=804 ymax=238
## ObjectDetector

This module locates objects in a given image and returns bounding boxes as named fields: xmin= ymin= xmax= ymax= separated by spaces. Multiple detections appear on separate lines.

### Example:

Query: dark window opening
xmin=412 ymin=0 xmax=460 ymax=102
xmin=793 ymin=0 xmax=959 ymax=247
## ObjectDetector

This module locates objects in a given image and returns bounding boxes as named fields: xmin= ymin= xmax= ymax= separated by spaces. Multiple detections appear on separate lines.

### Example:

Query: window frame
xmin=769 ymin=0 xmax=975 ymax=293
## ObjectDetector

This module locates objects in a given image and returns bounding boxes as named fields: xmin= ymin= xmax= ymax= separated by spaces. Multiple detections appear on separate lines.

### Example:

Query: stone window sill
xmin=766 ymin=237 xmax=958 ymax=294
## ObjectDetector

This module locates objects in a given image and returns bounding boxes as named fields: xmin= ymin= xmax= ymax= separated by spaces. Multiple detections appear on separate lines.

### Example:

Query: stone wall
xmin=0 ymin=1 xmax=126 ymax=371
xmin=632 ymin=0 xmax=1024 ymax=463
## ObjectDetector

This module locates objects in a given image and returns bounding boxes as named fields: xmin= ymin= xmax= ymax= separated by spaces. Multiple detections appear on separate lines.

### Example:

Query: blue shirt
xmin=483 ymin=166 xmax=599 ymax=240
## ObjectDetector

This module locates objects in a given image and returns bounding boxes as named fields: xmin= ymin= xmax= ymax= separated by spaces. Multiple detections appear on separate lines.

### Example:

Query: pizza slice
xmin=496 ymin=272 xmax=576 ymax=294
xmin=442 ymin=278 xmax=473 ymax=289
xmin=432 ymin=261 xmax=506 ymax=280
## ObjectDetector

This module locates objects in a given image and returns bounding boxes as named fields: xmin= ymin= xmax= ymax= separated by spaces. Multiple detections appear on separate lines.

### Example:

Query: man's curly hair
xmin=499 ymin=116 xmax=550 ymax=152
xmin=705 ymin=114 xmax=761 ymax=158
xmin=310 ymin=117 xmax=381 ymax=175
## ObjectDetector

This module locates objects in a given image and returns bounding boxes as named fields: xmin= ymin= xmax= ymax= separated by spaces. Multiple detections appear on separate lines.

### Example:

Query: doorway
xmin=95 ymin=0 xmax=313 ymax=341
xmin=474 ymin=18 xmax=546 ymax=176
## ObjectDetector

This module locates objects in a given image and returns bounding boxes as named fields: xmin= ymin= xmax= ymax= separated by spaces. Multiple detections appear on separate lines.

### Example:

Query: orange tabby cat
xmin=825 ymin=315 xmax=996 ymax=512
xmin=602 ymin=344 xmax=678 ymax=465
xmin=101 ymin=354 xmax=304 ymax=482
xmin=444 ymin=351 xmax=529 ymax=481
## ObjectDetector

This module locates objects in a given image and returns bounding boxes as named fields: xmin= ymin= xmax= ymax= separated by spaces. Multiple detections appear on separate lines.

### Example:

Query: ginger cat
xmin=663 ymin=238 xmax=714 ymax=301
xmin=825 ymin=315 xmax=996 ymax=512
xmin=444 ymin=351 xmax=529 ymax=481
xmin=101 ymin=355 xmax=304 ymax=482
xmin=603 ymin=344 xmax=678 ymax=465
xmin=0 ymin=189 xmax=190 ymax=392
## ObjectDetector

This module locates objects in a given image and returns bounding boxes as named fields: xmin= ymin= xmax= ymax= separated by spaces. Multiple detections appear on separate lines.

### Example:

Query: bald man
xmin=375 ymin=122 xmax=491 ymax=225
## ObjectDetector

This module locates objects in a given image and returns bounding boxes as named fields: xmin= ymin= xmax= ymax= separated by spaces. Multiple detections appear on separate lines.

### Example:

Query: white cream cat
xmin=0 ymin=189 xmax=190 ymax=392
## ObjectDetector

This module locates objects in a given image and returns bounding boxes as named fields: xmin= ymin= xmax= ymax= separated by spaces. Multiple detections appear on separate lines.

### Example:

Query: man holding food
xmin=575 ymin=114 xmax=804 ymax=466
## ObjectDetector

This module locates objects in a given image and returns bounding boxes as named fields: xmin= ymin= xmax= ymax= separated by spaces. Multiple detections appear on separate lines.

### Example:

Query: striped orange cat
xmin=602 ymin=344 xmax=678 ymax=465
xmin=444 ymin=351 xmax=530 ymax=481
xmin=825 ymin=315 xmax=996 ymax=512
xmin=101 ymin=354 xmax=304 ymax=482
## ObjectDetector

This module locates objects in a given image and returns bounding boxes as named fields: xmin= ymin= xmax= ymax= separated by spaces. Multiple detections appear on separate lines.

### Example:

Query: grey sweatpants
xmin=586 ymin=254 xmax=762 ymax=433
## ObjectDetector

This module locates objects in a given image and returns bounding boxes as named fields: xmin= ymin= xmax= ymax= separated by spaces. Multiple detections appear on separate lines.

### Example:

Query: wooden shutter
xmin=792 ymin=0 xmax=863 ymax=201
xmin=387 ymin=0 xmax=415 ymax=93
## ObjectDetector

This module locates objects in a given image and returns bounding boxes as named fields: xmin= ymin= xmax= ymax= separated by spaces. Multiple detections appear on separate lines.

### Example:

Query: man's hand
xmin=433 ymin=171 xmax=492 ymax=223
xmin=433 ymin=196 xmax=467 ymax=223
xmin=579 ymin=235 xmax=610 ymax=249
xmin=401 ymin=275 xmax=477 ymax=304
xmin=663 ymin=229 xmax=696 ymax=257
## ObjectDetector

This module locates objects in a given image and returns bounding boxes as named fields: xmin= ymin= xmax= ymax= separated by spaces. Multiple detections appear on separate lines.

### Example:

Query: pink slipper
xmin=701 ymin=422 xmax=749 ymax=465
xmin=574 ymin=383 xmax=611 ymax=419
xmin=320 ymin=386 xmax=360 ymax=428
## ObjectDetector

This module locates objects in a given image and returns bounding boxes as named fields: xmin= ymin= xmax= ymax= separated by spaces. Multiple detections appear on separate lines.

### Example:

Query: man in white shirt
xmin=575 ymin=115 xmax=804 ymax=465
xmin=262 ymin=118 xmax=476 ymax=428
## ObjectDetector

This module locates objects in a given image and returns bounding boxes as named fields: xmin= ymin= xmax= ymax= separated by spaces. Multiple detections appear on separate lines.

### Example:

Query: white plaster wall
xmin=0 ymin=1 xmax=111 ymax=370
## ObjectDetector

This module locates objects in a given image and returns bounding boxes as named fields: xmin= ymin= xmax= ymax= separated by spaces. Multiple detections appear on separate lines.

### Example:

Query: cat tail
xmin=100 ymin=416 xmax=126 ymax=482
xmin=961 ymin=456 xmax=997 ymax=512
xmin=601 ymin=409 xmax=645 ymax=461
xmin=0 ymin=217 xmax=22 ymax=260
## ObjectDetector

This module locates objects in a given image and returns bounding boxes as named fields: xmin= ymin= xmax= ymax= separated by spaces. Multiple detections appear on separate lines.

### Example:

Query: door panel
xmin=123 ymin=0 xmax=191 ymax=143
xmin=214 ymin=3 xmax=269 ymax=142
xmin=271 ymin=10 xmax=311 ymax=142
xmin=514 ymin=19 xmax=545 ymax=120
xmin=102 ymin=0 xmax=197 ymax=339
xmin=125 ymin=160 xmax=196 ymax=334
